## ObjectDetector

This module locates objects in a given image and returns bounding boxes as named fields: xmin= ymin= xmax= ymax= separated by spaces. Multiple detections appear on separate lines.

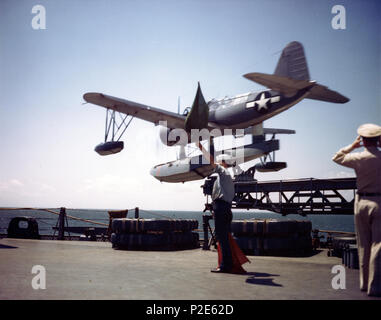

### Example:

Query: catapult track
xmin=203 ymin=177 xmax=357 ymax=216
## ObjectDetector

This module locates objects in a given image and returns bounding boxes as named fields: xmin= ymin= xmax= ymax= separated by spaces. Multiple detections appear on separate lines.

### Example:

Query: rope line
xmin=63 ymin=215 xmax=108 ymax=226
xmin=0 ymin=207 xmax=355 ymax=235
xmin=0 ymin=207 xmax=108 ymax=227
xmin=139 ymin=209 xmax=175 ymax=220
xmin=0 ymin=207 xmax=178 ymax=225
xmin=317 ymin=229 xmax=355 ymax=236
xmin=0 ymin=207 xmax=61 ymax=215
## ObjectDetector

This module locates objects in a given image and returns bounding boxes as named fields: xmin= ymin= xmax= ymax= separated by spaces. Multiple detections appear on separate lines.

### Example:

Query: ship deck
xmin=0 ymin=237 xmax=379 ymax=300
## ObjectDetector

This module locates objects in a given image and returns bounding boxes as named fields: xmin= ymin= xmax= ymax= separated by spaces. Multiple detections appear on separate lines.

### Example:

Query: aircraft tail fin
xmin=274 ymin=41 xmax=310 ymax=81
xmin=244 ymin=41 xmax=349 ymax=103
xmin=244 ymin=41 xmax=312 ymax=95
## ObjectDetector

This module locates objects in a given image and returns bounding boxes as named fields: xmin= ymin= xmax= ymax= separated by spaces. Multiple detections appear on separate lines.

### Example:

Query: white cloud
xmin=73 ymin=173 xmax=207 ymax=210
xmin=0 ymin=178 xmax=58 ymax=207
xmin=36 ymin=182 xmax=56 ymax=193
xmin=78 ymin=174 xmax=134 ymax=194
xmin=323 ymin=170 xmax=355 ymax=179
xmin=9 ymin=179 xmax=23 ymax=187
xmin=0 ymin=178 xmax=24 ymax=191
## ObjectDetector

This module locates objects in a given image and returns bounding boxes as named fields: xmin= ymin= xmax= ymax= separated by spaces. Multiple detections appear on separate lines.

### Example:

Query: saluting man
xmin=210 ymin=154 xmax=235 ymax=273
xmin=332 ymin=123 xmax=381 ymax=296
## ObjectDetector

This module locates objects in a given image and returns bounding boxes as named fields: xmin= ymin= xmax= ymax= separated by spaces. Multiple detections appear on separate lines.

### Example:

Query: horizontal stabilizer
xmin=243 ymin=72 xmax=314 ymax=95
xmin=306 ymin=84 xmax=349 ymax=104
xmin=243 ymin=73 xmax=349 ymax=104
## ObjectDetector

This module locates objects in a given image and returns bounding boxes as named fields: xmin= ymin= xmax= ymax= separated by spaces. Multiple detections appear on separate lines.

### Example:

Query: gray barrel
xmin=231 ymin=219 xmax=311 ymax=236
xmin=231 ymin=219 xmax=265 ymax=235
xmin=111 ymin=218 xmax=199 ymax=250
xmin=112 ymin=218 xmax=198 ymax=234
xmin=348 ymin=244 xmax=359 ymax=269
xmin=111 ymin=231 xmax=199 ymax=250
xmin=232 ymin=219 xmax=312 ymax=256
xmin=343 ymin=244 xmax=359 ymax=269
xmin=263 ymin=235 xmax=312 ymax=253
xmin=235 ymin=234 xmax=312 ymax=256
xmin=332 ymin=236 xmax=356 ymax=258
xmin=234 ymin=236 xmax=261 ymax=255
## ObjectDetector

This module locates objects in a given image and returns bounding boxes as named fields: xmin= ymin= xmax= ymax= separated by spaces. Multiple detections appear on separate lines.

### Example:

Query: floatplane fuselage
xmin=83 ymin=41 xmax=349 ymax=183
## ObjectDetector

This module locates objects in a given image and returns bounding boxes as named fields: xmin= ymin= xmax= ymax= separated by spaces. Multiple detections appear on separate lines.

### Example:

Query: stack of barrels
xmin=232 ymin=219 xmax=312 ymax=256
xmin=330 ymin=236 xmax=356 ymax=257
xmin=329 ymin=236 xmax=359 ymax=269
xmin=111 ymin=218 xmax=199 ymax=250
xmin=342 ymin=244 xmax=359 ymax=269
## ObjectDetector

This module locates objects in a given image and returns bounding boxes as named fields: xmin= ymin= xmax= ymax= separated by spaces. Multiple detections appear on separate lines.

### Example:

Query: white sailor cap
xmin=216 ymin=154 xmax=233 ymax=164
xmin=357 ymin=123 xmax=381 ymax=138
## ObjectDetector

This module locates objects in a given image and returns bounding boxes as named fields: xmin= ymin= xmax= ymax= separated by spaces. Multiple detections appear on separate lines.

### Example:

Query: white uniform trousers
xmin=354 ymin=195 xmax=381 ymax=296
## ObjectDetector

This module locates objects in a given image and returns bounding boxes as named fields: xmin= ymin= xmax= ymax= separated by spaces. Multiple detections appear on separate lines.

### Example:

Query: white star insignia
xmin=255 ymin=93 xmax=270 ymax=111
xmin=245 ymin=94 xmax=280 ymax=110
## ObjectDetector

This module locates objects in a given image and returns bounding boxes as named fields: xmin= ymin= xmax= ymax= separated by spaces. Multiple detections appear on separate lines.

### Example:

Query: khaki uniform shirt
xmin=332 ymin=146 xmax=381 ymax=193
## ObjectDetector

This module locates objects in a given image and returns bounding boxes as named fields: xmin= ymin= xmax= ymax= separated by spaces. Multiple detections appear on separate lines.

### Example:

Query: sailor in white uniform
xmin=332 ymin=123 xmax=381 ymax=296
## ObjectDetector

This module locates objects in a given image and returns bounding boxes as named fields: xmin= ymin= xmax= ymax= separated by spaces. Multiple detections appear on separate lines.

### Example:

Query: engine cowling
xmin=159 ymin=126 xmax=189 ymax=146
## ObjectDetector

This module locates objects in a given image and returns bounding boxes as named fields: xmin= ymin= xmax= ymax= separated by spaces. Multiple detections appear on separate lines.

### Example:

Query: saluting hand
xmin=350 ymin=135 xmax=363 ymax=150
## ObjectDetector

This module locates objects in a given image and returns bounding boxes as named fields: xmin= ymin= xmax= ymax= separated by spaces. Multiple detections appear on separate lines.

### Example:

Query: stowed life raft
xmin=7 ymin=217 xmax=40 ymax=239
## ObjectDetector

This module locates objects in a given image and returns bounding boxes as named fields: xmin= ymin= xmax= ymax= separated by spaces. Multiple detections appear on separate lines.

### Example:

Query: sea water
xmin=0 ymin=208 xmax=355 ymax=238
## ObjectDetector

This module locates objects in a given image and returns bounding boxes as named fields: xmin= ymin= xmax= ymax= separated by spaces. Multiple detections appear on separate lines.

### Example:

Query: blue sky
xmin=0 ymin=0 xmax=380 ymax=210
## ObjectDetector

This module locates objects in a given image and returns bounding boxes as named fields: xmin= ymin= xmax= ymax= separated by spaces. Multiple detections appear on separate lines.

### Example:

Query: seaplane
xmin=83 ymin=41 xmax=349 ymax=183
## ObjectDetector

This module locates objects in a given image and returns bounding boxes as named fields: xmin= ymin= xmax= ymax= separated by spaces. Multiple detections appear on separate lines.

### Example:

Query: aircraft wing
xmin=83 ymin=92 xmax=187 ymax=129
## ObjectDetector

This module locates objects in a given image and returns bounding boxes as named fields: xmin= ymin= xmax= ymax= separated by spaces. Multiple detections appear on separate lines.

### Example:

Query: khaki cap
xmin=357 ymin=123 xmax=381 ymax=138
